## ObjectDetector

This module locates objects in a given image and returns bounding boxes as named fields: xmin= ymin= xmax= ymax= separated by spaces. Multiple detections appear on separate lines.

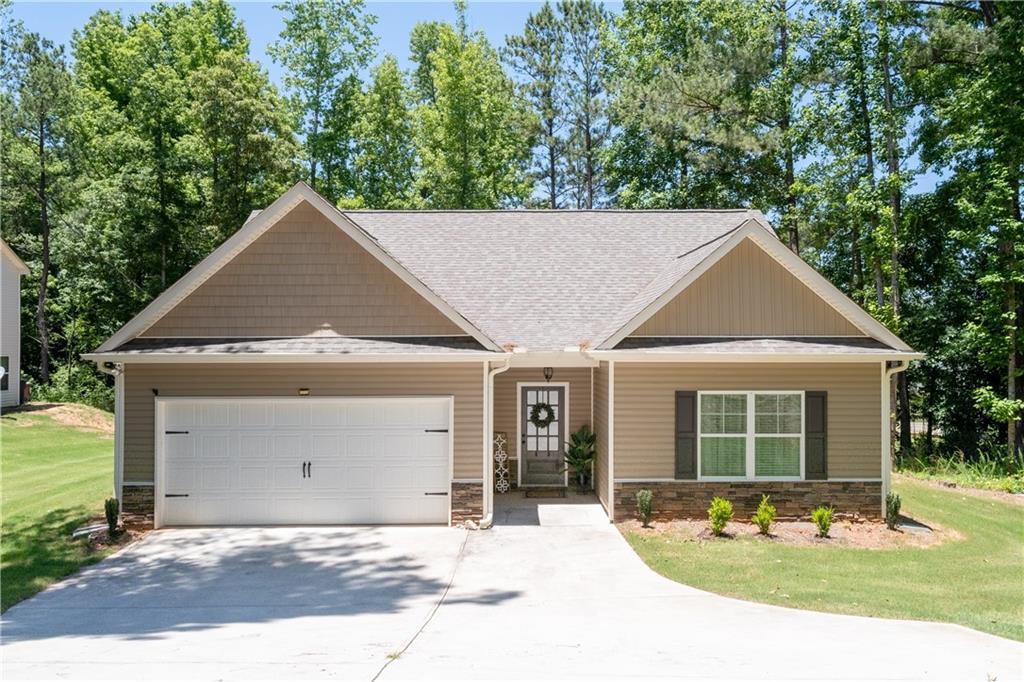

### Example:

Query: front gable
xmin=142 ymin=201 xmax=463 ymax=338
xmin=632 ymin=238 xmax=863 ymax=337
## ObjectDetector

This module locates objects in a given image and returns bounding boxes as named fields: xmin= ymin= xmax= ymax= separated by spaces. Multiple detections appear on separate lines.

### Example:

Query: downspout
xmin=883 ymin=360 xmax=908 ymax=517
xmin=481 ymin=355 xmax=512 ymax=529
xmin=95 ymin=361 xmax=124 ymax=503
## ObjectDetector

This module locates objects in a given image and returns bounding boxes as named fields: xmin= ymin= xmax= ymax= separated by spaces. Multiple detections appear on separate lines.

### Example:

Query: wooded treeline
xmin=1 ymin=0 xmax=1020 ymax=463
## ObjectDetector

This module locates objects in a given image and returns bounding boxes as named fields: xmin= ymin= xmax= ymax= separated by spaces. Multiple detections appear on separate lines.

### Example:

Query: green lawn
xmin=622 ymin=477 xmax=1024 ymax=641
xmin=1 ymin=407 xmax=115 ymax=611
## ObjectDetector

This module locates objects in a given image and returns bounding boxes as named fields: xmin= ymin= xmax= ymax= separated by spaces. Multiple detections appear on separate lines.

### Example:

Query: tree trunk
xmin=35 ymin=119 xmax=50 ymax=384
xmin=1008 ymin=173 xmax=1022 ymax=460
xmin=778 ymin=2 xmax=799 ymax=254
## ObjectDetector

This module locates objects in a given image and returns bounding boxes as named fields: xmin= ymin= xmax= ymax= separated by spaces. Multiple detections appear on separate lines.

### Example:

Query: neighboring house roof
xmin=0 ymin=239 xmax=30 ymax=276
xmin=92 ymin=183 xmax=917 ymax=359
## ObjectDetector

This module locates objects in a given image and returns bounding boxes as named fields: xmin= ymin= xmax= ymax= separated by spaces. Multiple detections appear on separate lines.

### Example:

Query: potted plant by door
xmin=563 ymin=424 xmax=596 ymax=490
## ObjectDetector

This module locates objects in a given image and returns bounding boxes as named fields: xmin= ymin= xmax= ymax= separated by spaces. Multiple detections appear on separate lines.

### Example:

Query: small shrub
xmin=636 ymin=489 xmax=653 ymax=527
xmin=811 ymin=505 xmax=834 ymax=538
xmin=707 ymin=497 xmax=733 ymax=536
xmin=885 ymin=492 xmax=901 ymax=530
xmin=751 ymin=495 xmax=776 ymax=535
xmin=104 ymin=497 xmax=120 ymax=535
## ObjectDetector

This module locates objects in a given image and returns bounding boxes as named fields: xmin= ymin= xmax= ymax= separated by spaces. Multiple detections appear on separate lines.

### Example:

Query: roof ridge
xmin=339 ymin=208 xmax=754 ymax=214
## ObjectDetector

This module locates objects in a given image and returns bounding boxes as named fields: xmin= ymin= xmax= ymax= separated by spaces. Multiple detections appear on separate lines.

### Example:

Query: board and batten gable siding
xmin=142 ymin=201 xmax=462 ymax=338
xmin=633 ymin=238 xmax=864 ymax=337
xmin=492 ymin=367 xmax=592 ymax=477
xmin=122 ymin=363 xmax=484 ymax=482
xmin=593 ymin=362 xmax=610 ymax=511
xmin=612 ymin=363 xmax=881 ymax=479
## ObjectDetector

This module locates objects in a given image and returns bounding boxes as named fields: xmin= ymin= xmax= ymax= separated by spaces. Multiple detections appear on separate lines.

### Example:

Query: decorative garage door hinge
xmin=164 ymin=493 xmax=189 ymax=498
xmin=164 ymin=430 xmax=190 ymax=435
xmin=423 ymin=428 xmax=448 ymax=433
xmin=423 ymin=492 xmax=449 ymax=496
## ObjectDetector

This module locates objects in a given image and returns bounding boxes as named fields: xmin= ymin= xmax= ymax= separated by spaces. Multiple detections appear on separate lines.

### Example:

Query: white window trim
xmin=697 ymin=390 xmax=805 ymax=481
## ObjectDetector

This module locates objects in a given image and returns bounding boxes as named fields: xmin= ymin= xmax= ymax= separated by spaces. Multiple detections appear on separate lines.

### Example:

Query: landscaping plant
xmin=811 ymin=505 xmax=834 ymax=538
xmin=636 ymin=489 xmax=653 ymax=527
xmin=707 ymin=497 xmax=733 ymax=536
xmin=885 ymin=492 xmax=901 ymax=530
xmin=751 ymin=494 xmax=776 ymax=535
xmin=563 ymin=424 xmax=596 ymax=490
xmin=104 ymin=497 xmax=120 ymax=535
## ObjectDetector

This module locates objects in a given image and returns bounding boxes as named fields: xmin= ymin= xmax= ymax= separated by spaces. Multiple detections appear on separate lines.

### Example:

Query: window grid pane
xmin=700 ymin=437 xmax=746 ymax=476
xmin=754 ymin=392 xmax=801 ymax=435
xmin=755 ymin=437 xmax=801 ymax=476
xmin=701 ymin=394 xmax=746 ymax=434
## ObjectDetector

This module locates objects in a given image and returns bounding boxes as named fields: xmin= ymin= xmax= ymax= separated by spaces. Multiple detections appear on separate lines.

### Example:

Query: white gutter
xmin=82 ymin=352 xmax=502 ymax=364
xmin=480 ymin=355 xmax=512 ymax=529
xmin=94 ymin=361 xmax=125 ymax=504
xmin=586 ymin=351 xmax=924 ymax=363
xmin=882 ymin=360 xmax=910 ymax=517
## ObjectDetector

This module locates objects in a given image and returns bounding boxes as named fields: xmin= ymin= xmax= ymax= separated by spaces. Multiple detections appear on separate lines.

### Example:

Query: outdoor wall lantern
xmin=543 ymin=367 xmax=554 ymax=382
xmin=298 ymin=388 xmax=310 ymax=396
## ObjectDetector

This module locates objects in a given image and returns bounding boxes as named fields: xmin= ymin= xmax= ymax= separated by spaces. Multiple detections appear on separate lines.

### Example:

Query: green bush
xmin=811 ymin=505 xmax=834 ymax=538
xmin=33 ymin=364 xmax=114 ymax=412
xmin=885 ymin=492 xmax=901 ymax=530
xmin=104 ymin=497 xmax=120 ymax=535
xmin=636 ymin=489 xmax=653 ymax=527
xmin=751 ymin=494 xmax=776 ymax=535
xmin=707 ymin=497 xmax=733 ymax=536
xmin=898 ymin=447 xmax=1024 ymax=494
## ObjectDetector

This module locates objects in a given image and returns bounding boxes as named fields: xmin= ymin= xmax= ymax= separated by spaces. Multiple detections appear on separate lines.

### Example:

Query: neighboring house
xmin=85 ymin=183 xmax=921 ymax=528
xmin=1 ymin=239 xmax=29 ymax=408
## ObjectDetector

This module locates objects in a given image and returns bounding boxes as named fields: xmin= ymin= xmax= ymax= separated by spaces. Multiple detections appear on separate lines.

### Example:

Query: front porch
xmin=493 ymin=490 xmax=606 ymax=526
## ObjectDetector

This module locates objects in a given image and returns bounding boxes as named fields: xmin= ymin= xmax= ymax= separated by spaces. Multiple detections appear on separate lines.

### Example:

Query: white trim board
xmin=97 ymin=182 xmax=502 ymax=354
xmin=598 ymin=222 xmax=913 ymax=352
xmin=515 ymin=381 xmax=570 ymax=487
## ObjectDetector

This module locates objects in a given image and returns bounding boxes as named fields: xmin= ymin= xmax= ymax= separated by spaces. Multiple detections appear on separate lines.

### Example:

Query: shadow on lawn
xmin=1 ymin=526 xmax=521 ymax=642
xmin=1 ymin=506 xmax=105 ymax=612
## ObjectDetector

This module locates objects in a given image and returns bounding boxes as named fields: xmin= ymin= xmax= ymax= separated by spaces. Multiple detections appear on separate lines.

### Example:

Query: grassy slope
xmin=1 ymin=409 xmax=114 ymax=611
xmin=622 ymin=478 xmax=1024 ymax=641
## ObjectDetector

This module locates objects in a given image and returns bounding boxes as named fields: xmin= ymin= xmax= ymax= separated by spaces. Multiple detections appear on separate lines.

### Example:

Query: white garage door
xmin=157 ymin=397 xmax=451 ymax=526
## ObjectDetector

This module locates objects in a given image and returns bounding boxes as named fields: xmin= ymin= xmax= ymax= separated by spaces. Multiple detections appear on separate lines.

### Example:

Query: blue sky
xmin=11 ymin=1 xmax=591 ymax=87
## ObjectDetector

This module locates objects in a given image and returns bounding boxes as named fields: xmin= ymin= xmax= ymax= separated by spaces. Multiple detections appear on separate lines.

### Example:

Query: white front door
xmin=157 ymin=397 xmax=451 ymax=526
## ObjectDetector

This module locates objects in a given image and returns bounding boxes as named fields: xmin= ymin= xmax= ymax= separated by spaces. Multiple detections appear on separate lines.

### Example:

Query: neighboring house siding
xmin=633 ymin=238 xmax=864 ymax=337
xmin=613 ymin=362 xmax=881 ymax=479
xmin=593 ymin=362 xmax=609 ymax=512
xmin=142 ymin=201 xmax=463 ymax=338
xmin=492 ymin=367 xmax=592 ymax=484
xmin=122 ymin=362 xmax=484 ymax=481
xmin=1 ymin=254 xmax=22 ymax=407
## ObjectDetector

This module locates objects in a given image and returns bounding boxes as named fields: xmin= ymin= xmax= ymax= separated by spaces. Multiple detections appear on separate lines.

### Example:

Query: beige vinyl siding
xmin=123 ymin=362 xmax=483 ymax=481
xmin=613 ymin=362 xmax=881 ymax=479
xmin=634 ymin=238 xmax=863 ymax=337
xmin=492 ymin=367 xmax=592 ymax=483
xmin=143 ymin=201 xmax=462 ymax=338
xmin=593 ymin=362 xmax=609 ymax=511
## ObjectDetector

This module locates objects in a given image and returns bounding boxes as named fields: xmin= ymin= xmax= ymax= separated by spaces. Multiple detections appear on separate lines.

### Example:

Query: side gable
xmin=142 ymin=201 xmax=465 ymax=338
xmin=599 ymin=222 xmax=912 ymax=351
xmin=97 ymin=183 xmax=502 ymax=352
xmin=633 ymin=238 xmax=863 ymax=337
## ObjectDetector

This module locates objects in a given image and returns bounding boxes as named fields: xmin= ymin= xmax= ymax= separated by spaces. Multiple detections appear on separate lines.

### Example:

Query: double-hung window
xmin=698 ymin=391 xmax=804 ymax=479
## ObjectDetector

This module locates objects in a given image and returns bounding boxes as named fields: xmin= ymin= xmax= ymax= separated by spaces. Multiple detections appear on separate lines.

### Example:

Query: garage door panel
xmin=160 ymin=398 xmax=451 ymax=526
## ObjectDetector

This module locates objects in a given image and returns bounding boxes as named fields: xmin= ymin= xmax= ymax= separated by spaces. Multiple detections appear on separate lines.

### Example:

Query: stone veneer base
xmin=614 ymin=480 xmax=882 ymax=521
xmin=122 ymin=482 xmax=485 ymax=526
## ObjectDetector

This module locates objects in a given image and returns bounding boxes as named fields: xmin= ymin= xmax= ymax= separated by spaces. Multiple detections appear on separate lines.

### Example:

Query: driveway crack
xmin=370 ymin=529 xmax=470 ymax=681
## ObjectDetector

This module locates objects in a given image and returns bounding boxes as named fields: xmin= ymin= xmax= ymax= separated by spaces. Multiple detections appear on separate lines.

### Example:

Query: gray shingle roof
xmin=114 ymin=336 xmax=487 ymax=355
xmin=611 ymin=337 xmax=897 ymax=354
xmin=342 ymin=210 xmax=764 ymax=351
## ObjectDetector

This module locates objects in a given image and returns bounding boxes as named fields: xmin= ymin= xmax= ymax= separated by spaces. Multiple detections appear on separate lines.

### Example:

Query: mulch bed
xmin=619 ymin=516 xmax=960 ymax=550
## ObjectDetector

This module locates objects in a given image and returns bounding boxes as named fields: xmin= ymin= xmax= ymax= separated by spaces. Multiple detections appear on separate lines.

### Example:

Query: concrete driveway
xmin=2 ymin=498 xmax=1021 ymax=681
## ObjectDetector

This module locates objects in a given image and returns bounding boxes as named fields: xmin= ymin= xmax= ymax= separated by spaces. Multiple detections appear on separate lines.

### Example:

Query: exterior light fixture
xmin=298 ymin=388 xmax=310 ymax=396
xmin=543 ymin=367 xmax=554 ymax=382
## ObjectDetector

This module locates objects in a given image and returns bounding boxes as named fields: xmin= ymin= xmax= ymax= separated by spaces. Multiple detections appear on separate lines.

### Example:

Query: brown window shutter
xmin=675 ymin=391 xmax=698 ymax=479
xmin=805 ymin=391 xmax=828 ymax=480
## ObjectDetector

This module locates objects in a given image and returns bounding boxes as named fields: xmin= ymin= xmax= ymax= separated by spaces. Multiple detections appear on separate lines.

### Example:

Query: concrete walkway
xmin=2 ymin=497 xmax=1021 ymax=680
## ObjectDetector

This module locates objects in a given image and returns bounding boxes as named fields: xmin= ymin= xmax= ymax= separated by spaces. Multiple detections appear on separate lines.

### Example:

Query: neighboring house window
xmin=698 ymin=391 xmax=804 ymax=480
xmin=0 ymin=356 xmax=8 ymax=391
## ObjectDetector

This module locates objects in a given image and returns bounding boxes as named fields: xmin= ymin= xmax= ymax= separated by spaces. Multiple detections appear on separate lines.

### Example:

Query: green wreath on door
xmin=529 ymin=402 xmax=555 ymax=429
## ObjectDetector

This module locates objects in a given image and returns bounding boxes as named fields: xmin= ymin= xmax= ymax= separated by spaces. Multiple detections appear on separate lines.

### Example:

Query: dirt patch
xmin=6 ymin=402 xmax=113 ymax=434
xmin=619 ymin=515 xmax=960 ymax=550
xmin=895 ymin=473 xmax=1024 ymax=507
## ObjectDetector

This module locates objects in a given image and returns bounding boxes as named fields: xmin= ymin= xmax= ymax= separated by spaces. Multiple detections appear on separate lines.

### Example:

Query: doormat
xmin=524 ymin=487 xmax=567 ymax=499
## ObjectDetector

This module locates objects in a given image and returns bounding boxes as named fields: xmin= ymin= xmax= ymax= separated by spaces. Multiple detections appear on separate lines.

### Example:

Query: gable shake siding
xmin=612 ymin=363 xmax=881 ymax=480
xmin=142 ymin=202 xmax=462 ymax=338
xmin=122 ymin=363 xmax=484 ymax=482
xmin=634 ymin=239 xmax=864 ymax=337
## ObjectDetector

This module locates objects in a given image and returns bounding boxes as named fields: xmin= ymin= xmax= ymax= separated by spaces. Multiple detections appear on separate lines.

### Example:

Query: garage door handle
xmin=424 ymin=429 xmax=448 ymax=433
xmin=165 ymin=430 xmax=189 ymax=435
xmin=165 ymin=493 xmax=189 ymax=498
xmin=424 ymin=492 xmax=449 ymax=496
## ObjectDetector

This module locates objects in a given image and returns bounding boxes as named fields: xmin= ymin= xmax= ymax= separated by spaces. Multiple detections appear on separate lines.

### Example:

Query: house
xmin=1 ymin=238 xmax=29 ymax=408
xmin=85 ymin=182 xmax=920 ymax=528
